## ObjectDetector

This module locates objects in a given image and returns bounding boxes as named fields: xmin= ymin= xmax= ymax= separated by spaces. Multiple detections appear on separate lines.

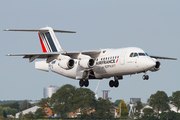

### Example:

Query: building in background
xmin=102 ymin=90 xmax=110 ymax=99
xmin=43 ymin=86 xmax=60 ymax=98
xmin=130 ymin=98 xmax=141 ymax=104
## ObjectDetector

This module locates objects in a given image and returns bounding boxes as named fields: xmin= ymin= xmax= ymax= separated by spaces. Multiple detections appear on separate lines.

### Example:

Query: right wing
xmin=149 ymin=55 xmax=177 ymax=60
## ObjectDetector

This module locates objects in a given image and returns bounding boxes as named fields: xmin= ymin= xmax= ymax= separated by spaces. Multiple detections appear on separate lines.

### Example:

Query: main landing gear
xmin=79 ymin=80 xmax=89 ymax=87
xmin=109 ymin=80 xmax=119 ymax=88
xmin=109 ymin=76 xmax=122 ymax=88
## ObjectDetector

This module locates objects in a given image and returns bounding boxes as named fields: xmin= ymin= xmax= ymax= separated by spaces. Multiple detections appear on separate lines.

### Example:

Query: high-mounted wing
xmin=150 ymin=55 xmax=177 ymax=60
xmin=62 ymin=50 xmax=101 ymax=59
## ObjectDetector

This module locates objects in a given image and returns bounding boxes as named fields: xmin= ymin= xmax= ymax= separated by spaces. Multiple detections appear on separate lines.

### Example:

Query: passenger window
xmin=133 ymin=53 xmax=138 ymax=57
xmin=130 ymin=53 xmax=134 ymax=57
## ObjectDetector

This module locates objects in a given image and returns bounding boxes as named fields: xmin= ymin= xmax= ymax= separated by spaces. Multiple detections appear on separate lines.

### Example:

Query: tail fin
xmin=38 ymin=27 xmax=63 ymax=52
xmin=4 ymin=27 xmax=76 ymax=53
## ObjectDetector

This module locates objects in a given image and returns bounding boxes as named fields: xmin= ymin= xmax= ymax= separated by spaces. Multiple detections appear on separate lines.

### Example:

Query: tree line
xmin=38 ymin=84 xmax=114 ymax=119
xmin=1 ymin=85 xmax=180 ymax=119
xmin=134 ymin=90 xmax=180 ymax=120
xmin=0 ymin=100 xmax=33 ymax=118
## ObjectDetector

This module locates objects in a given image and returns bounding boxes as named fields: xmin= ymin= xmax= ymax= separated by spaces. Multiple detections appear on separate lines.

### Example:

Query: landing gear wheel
xmin=143 ymin=75 xmax=149 ymax=80
xmin=145 ymin=75 xmax=149 ymax=80
xmin=84 ymin=80 xmax=89 ymax=87
xmin=114 ymin=80 xmax=119 ymax=87
xmin=143 ymin=75 xmax=146 ymax=80
xmin=109 ymin=80 xmax=114 ymax=87
xmin=79 ymin=80 xmax=84 ymax=87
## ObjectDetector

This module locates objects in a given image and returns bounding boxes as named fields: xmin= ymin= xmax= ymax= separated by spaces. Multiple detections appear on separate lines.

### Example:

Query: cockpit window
xmin=51 ymin=60 xmax=56 ymax=64
xmin=133 ymin=53 xmax=138 ymax=57
xmin=138 ymin=53 xmax=145 ymax=56
xmin=145 ymin=53 xmax=148 ymax=56
xmin=130 ymin=53 xmax=134 ymax=57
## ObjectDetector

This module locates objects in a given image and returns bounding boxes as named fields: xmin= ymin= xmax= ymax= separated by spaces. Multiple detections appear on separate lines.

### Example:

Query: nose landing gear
xmin=142 ymin=75 xmax=149 ymax=80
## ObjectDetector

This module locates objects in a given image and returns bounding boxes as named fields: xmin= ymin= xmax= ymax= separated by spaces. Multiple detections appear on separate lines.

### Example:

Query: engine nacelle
xmin=150 ymin=61 xmax=161 ymax=72
xmin=57 ymin=55 xmax=75 ymax=70
xmin=79 ymin=58 xmax=95 ymax=69
xmin=59 ymin=58 xmax=75 ymax=70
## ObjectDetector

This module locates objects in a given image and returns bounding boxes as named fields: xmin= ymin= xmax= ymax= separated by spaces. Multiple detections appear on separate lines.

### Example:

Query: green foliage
xmin=134 ymin=101 xmax=143 ymax=119
xmin=20 ymin=100 xmax=32 ymax=111
xmin=0 ymin=106 xmax=3 ymax=116
xmin=23 ymin=111 xmax=34 ymax=118
xmin=18 ymin=112 xmax=23 ymax=119
xmin=92 ymin=97 xmax=114 ymax=119
xmin=141 ymin=108 xmax=158 ymax=120
xmin=120 ymin=100 xmax=128 ymax=117
xmin=3 ymin=110 xmax=7 ymax=118
xmin=50 ymin=84 xmax=76 ymax=117
xmin=1 ymin=101 xmax=19 ymax=111
xmin=34 ymin=108 xmax=46 ymax=118
xmin=170 ymin=91 xmax=180 ymax=112
xmin=0 ymin=106 xmax=17 ymax=117
xmin=0 ymin=116 xmax=4 ymax=120
xmin=148 ymin=91 xmax=169 ymax=116
xmin=114 ymin=99 xmax=122 ymax=106
xmin=160 ymin=111 xmax=180 ymax=120
xmin=38 ymin=97 xmax=51 ymax=108
xmin=72 ymin=88 xmax=96 ymax=114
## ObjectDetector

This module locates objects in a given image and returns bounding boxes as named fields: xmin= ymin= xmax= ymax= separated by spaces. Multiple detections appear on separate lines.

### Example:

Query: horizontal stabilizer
xmin=4 ymin=29 xmax=76 ymax=33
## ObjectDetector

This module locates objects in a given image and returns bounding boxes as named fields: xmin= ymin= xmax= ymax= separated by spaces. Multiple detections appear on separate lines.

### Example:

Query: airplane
xmin=5 ymin=27 xmax=177 ymax=88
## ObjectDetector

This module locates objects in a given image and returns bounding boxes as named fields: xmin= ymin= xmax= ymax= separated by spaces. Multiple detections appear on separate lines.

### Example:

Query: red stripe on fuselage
xmin=116 ymin=59 xmax=119 ymax=63
xmin=38 ymin=32 xmax=47 ymax=52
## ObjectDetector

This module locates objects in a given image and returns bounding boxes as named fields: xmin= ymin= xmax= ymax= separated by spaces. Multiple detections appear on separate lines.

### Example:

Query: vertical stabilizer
xmin=38 ymin=27 xmax=63 ymax=52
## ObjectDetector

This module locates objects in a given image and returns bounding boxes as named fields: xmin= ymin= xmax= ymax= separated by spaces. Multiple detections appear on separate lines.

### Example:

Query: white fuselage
xmin=50 ymin=47 xmax=156 ymax=80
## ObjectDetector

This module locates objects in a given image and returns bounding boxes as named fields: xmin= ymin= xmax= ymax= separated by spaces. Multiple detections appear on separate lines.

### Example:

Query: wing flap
xmin=63 ymin=50 xmax=101 ymax=59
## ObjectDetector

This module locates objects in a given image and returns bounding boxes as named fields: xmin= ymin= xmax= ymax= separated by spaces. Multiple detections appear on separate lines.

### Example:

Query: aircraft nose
xmin=148 ymin=59 xmax=156 ymax=68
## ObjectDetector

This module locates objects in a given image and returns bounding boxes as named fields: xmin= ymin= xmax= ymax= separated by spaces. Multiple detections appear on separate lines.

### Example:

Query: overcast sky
xmin=0 ymin=0 xmax=179 ymax=103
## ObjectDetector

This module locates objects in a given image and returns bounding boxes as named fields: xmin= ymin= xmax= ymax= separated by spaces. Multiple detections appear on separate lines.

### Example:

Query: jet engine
xmin=79 ymin=58 xmax=95 ymax=69
xmin=149 ymin=61 xmax=161 ymax=72
xmin=59 ymin=58 xmax=74 ymax=69
xmin=57 ymin=55 xmax=75 ymax=70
